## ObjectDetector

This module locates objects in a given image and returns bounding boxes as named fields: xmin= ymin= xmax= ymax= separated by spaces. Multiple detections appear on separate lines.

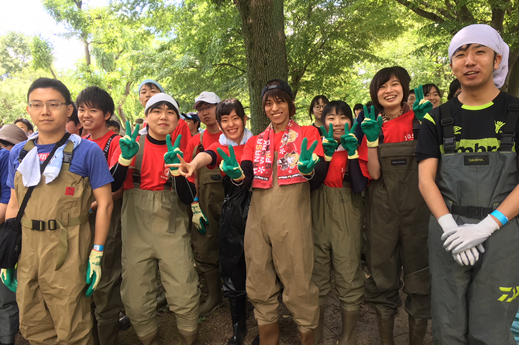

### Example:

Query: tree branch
xmin=394 ymin=0 xmax=445 ymax=23
xmin=213 ymin=63 xmax=246 ymax=73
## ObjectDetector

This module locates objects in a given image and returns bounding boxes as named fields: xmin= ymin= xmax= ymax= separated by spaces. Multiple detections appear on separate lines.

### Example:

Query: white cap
xmin=145 ymin=93 xmax=180 ymax=116
xmin=193 ymin=91 xmax=220 ymax=109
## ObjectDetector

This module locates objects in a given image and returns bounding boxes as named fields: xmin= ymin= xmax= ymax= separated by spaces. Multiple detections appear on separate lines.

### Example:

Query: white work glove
xmin=438 ymin=214 xmax=484 ymax=266
xmin=86 ymin=249 xmax=103 ymax=297
xmin=442 ymin=214 xmax=499 ymax=254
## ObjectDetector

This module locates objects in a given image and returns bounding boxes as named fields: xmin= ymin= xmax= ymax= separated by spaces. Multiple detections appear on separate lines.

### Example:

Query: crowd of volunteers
xmin=0 ymin=23 xmax=518 ymax=345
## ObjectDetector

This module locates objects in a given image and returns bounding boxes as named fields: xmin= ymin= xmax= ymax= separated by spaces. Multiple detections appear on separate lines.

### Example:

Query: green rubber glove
xmin=1 ymin=268 xmax=17 ymax=292
xmin=86 ymin=249 xmax=103 ymax=297
xmin=320 ymin=124 xmax=338 ymax=162
xmin=360 ymin=105 xmax=383 ymax=147
xmin=340 ymin=122 xmax=359 ymax=159
xmin=413 ymin=85 xmax=433 ymax=121
xmin=164 ymin=134 xmax=183 ymax=176
xmin=217 ymin=146 xmax=245 ymax=181
xmin=118 ymin=121 xmax=141 ymax=166
xmin=297 ymin=137 xmax=320 ymax=176
xmin=192 ymin=202 xmax=208 ymax=234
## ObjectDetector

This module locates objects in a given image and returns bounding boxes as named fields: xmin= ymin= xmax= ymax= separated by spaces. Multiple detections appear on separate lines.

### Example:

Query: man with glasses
xmin=185 ymin=91 xmax=225 ymax=316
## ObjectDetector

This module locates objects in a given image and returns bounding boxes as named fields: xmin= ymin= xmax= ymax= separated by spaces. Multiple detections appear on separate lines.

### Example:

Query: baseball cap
xmin=138 ymin=79 xmax=165 ymax=94
xmin=0 ymin=124 xmax=28 ymax=145
xmin=184 ymin=112 xmax=200 ymax=122
xmin=194 ymin=92 xmax=221 ymax=109
xmin=144 ymin=93 xmax=180 ymax=115
xmin=261 ymin=79 xmax=294 ymax=100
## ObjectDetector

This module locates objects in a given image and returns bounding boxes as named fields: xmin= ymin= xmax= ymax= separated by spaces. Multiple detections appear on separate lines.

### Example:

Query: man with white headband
xmin=417 ymin=24 xmax=519 ymax=344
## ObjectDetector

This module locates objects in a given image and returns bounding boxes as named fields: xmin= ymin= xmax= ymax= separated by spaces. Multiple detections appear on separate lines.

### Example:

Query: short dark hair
xmin=14 ymin=118 xmax=34 ymax=132
xmin=108 ymin=120 xmax=121 ymax=131
xmin=0 ymin=139 xmax=13 ymax=148
xmin=262 ymin=80 xmax=296 ymax=118
xmin=308 ymin=95 xmax=330 ymax=120
xmin=322 ymin=101 xmax=354 ymax=126
xmin=369 ymin=66 xmax=410 ymax=110
xmin=76 ymin=86 xmax=115 ymax=124
xmin=447 ymin=79 xmax=461 ymax=100
xmin=68 ymin=103 xmax=80 ymax=126
xmin=216 ymin=98 xmax=246 ymax=125
xmin=145 ymin=101 xmax=179 ymax=118
xmin=141 ymin=82 xmax=161 ymax=92
xmin=27 ymin=77 xmax=71 ymax=104
xmin=423 ymin=83 xmax=442 ymax=98
xmin=353 ymin=103 xmax=363 ymax=111
xmin=409 ymin=89 xmax=415 ymax=95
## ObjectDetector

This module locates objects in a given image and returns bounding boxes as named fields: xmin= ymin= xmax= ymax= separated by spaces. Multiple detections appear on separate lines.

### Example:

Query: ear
xmin=67 ymin=104 xmax=74 ymax=117
xmin=104 ymin=112 xmax=112 ymax=121
xmin=494 ymin=53 xmax=503 ymax=70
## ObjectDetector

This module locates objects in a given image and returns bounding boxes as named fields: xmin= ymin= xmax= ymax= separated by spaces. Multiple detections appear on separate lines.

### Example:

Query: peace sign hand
xmin=164 ymin=134 xmax=183 ymax=176
xmin=217 ymin=146 xmax=245 ymax=181
xmin=360 ymin=105 xmax=383 ymax=147
xmin=320 ymin=124 xmax=338 ymax=162
xmin=118 ymin=120 xmax=141 ymax=166
xmin=340 ymin=122 xmax=359 ymax=159
xmin=297 ymin=138 xmax=320 ymax=176
xmin=413 ymin=85 xmax=433 ymax=121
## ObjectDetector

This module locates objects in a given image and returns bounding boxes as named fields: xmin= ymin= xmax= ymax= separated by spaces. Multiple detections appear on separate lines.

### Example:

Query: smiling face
xmin=145 ymin=103 xmax=179 ymax=140
xmin=264 ymin=96 xmax=290 ymax=132
xmin=377 ymin=75 xmax=404 ymax=111
xmin=77 ymin=104 xmax=111 ymax=132
xmin=424 ymin=86 xmax=441 ymax=108
xmin=27 ymin=88 xmax=72 ymax=137
xmin=407 ymin=92 xmax=416 ymax=107
xmin=139 ymin=84 xmax=161 ymax=107
xmin=220 ymin=110 xmax=245 ymax=144
xmin=324 ymin=108 xmax=353 ymax=142
xmin=451 ymin=44 xmax=502 ymax=90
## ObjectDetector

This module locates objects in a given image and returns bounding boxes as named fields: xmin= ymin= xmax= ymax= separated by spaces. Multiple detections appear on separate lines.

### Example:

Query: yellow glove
xmin=86 ymin=248 xmax=103 ymax=297
xmin=191 ymin=201 xmax=208 ymax=234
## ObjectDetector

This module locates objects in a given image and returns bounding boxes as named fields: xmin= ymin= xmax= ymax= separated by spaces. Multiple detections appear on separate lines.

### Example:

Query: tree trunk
xmin=116 ymin=80 xmax=133 ymax=126
xmin=49 ymin=66 xmax=57 ymax=79
xmin=236 ymin=0 xmax=289 ymax=135
xmin=506 ymin=48 xmax=519 ymax=97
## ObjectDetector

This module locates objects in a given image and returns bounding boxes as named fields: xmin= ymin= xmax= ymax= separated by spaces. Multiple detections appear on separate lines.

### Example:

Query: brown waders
xmin=89 ymin=197 xmax=123 ymax=345
xmin=15 ymin=141 xmax=94 ymax=345
xmin=311 ymin=183 xmax=365 ymax=344
xmin=429 ymin=102 xmax=519 ymax=344
xmin=191 ymin=135 xmax=225 ymax=316
xmin=364 ymin=140 xmax=431 ymax=344
xmin=245 ymin=153 xmax=319 ymax=341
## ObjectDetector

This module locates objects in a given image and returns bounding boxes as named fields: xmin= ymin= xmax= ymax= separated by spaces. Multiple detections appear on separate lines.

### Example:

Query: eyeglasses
xmin=28 ymin=101 xmax=68 ymax=110
xmin=313 ymin=105 xmax=325 ymax=110
xmin=197 ymin=105 xmax=215 ymax=113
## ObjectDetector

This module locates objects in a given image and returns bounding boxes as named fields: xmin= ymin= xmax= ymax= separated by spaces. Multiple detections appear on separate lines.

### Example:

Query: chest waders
xmin=364 ymin=120 xmax=431 ymax=344
xmin=120 ymin=136 xmax=200 ymax=343
xmin=429 ymin=100 xmax=519 ymax=345
xmin=15 ymin=140 xmax=94 ymax=345
xmin=191 ymin=132 xmax=225 ymax=316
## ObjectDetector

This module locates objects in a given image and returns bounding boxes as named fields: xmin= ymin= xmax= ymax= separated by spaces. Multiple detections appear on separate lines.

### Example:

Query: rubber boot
xmin=314 ymin=306 xmax=325 ymax=344
xmin=97 ymin=319 xmax=120 ymax=345
xmin=257 ymin=321 xmax=280 ymax=345
xmin=228 ymin=295 xmax=247 ymax=345
xmin=408 ymin=316 xmax=427 ymax=345
xmin=156 ymin=292 xmax=168 ymax=309
xmin=119 ymin=312 xmax=131 ymax=331
xmin=179 ymin=327 xmax=199 ymax=345
xmin=299 ymin=329 xmax=315 ymax=345
xmin=376 ymin=314 xmax=395 ymax=345
xmin=337 ymin=309 xmax=359 ymax=345
xmin=199 ymin=269 xmax=223 ymax=317
xmin=138 ymin=329 xmax=161 ymax=345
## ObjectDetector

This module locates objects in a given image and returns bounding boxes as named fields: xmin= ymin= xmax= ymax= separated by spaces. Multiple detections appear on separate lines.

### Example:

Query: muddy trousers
xmin=311 ymin=184 xmax=365 ymax=311
xmin=90 ymin=198 xmax=123 ymax=345
xmin=245 ymin=181 xmax=319 ymax=333
xmin=0 ymin=272 xmax=18 ymax=344
xmin=429 ymin=217 xmax=519 ymax=345
xmin=121 ymin=189 xmax=200 ymax=338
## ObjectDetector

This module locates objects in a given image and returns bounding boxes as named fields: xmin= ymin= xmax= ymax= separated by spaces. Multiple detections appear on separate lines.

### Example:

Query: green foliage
xmin=31 ymin=35 xmax=55 ymax=75
xmin=0 ymin=32 xmax=32 ymax=77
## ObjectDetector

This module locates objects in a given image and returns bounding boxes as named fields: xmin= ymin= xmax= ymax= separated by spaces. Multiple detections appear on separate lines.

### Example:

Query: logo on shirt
xmin=39 ymin=153 xmax=50 ymax=161
xmin=495 ymin=121 xmax=505 ymax=134
xmin=454 ymin=126 xmax=462 ymax=135
xmin=65 ymin=187 xmax=75 ymax=196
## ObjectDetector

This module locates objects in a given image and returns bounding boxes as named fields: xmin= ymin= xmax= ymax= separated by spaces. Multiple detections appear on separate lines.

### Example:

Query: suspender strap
xmin=102 ymin=134 xmax=117 ymax=159
xmin=412 ymin=117 xmax=421 ymax=141
xmin=499 ymin=101 xmax=519 ymax=152
xmin=451 ymin=205 xmax=494 ymax=220
xmin=192 ymin=131 xmax=205 ymax=160
xmin=61 ymin=141 xmax=74 ymax=171
xmin=439 ymin=103 xmax=456 ymax=154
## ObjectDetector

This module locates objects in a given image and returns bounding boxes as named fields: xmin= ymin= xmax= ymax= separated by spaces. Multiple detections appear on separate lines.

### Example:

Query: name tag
xmin=464 ymin=155 xmax=489 ymax=166
xmin=391 ymin=159 xmax=407 ymax=166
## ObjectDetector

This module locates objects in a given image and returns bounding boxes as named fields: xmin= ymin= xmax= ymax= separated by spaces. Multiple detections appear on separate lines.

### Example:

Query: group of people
xmin=0 ymin=22 xmax=518 ymax=345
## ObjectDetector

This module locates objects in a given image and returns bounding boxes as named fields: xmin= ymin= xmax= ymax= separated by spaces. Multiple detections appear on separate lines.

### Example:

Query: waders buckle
xmin=31 ymin=220 xmax=57 ymax=231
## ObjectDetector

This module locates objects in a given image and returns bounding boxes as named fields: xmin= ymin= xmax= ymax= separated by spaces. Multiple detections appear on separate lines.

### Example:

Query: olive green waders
xmin=89 ymin=197 xmax=123 ymax=345
xmin=429 ymin=102 xmax=519 ymax=344
xmin=245 ymin=153 xmax=319 ymax=334
xmin=364 ymin=141 xmax=431 ymax=322
xmin=14 ymin=141 xmax=94 ymax=345
xmin=311 ymin=183 xmax=365 ymax=344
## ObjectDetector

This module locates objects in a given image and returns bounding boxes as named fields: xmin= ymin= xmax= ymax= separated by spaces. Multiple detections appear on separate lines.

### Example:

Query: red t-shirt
xmin=324 ymin=150 xmax=370 ymax=188
xmin=172 ymin=119 xmax=192 ymax=152
xmin=358 ymin=109 xmax=416 ymax=179
xmin=86 ymin=130 xmax=121 ymax=169
xmin=185 ymin=130 xmax=222 ymax=163
xmin=205 ymin=142 xmax=246 ymax=174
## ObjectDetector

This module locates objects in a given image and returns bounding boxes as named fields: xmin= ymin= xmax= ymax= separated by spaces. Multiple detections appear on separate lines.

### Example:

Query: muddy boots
xmin=337 ymin=309 xmax=359 ymax=345
xmin=199 ymin=269 xmax=223 ymax=316
xmin=228 ymin=295 xmax=247 ymax=345
xmin=408 ymin=316 xmax=428 ymax=345
xmin=179 ymin=328 xmax=199 ymax=345
xmin=299 ymin=329 xmax=315 ymax=345
xmin=138 ymin=329 xmax=161 ymax=345
xmin=376 ymin=314 xmax=395 ymax=345
xmin=314 ymin=306 xmax=325 ymax=344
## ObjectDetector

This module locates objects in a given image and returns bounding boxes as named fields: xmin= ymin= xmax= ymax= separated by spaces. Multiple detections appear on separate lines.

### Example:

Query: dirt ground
xmin=14 ymin=272 xmax=433 ymax=345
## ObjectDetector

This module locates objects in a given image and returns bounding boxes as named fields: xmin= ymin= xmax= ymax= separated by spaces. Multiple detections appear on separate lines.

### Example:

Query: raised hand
xmin=360 ymin=105 xmax=382 ymax=147
xmin=164 ymin=134 xmax=183 ymax=176
xmin=320 ymin=124 xmax=338 ymax=162
xmin=413 ymin=85 xmax=433 ymax=121
xmin=118 ymin=120 xmax=141 ymax=166
xmin=340 ymin=122 xmax=359 ymax=159
xmin=297 ymin=137 xmax=320 ymax=176
xmin=217 ymin=146 xmax=245 ymax=181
